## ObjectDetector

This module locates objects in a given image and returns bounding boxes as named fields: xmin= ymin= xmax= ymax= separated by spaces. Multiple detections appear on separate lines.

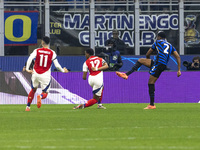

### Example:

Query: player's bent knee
xmin=138 ymin=58 xmax=144 ymax=63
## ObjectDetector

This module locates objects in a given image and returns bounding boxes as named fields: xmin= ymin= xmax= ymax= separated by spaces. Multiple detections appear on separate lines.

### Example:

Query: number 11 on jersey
xmin=39 ymin=54 xmax=48 ymax=67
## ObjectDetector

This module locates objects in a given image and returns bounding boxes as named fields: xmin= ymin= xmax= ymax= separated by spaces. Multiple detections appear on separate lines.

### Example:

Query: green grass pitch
xmin=0 ymin=103 xmax=200 ymax=150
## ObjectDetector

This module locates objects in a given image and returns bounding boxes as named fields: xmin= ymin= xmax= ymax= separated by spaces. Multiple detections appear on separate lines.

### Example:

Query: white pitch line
xmin=1 ymin=126 xmax=200 ymax=135
xmin=69 ymin=125 xmax=200 ymax=131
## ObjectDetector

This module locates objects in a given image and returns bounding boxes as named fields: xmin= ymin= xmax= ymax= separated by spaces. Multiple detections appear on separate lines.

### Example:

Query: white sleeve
xmin=26 ymin=50 xmax=36 ymax=70
xmin=53 ymin=59 xmax=64 ymax=72
xmin=52 ymin=51 xmax=57 ymax=60
xmin=83 ymin=62 xmax=88 ymax=72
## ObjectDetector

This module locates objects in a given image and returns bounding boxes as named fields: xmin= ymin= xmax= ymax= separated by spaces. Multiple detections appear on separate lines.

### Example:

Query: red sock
xmin=27 ymin=89 xmax=36 ymax=105
xmin=85 ymin=99 xmax=98 ymax=107
xmin=41 ymin=93 xmax=48 ymax=99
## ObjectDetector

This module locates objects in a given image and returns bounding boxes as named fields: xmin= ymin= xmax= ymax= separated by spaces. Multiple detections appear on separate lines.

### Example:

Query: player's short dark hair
xmin=85 ymin=48 xmax=94 ymax=56
xmin=42 ymin=36 xmax=50 ymax=45
xmin=157 ymin=31 xmax=166 ymax=39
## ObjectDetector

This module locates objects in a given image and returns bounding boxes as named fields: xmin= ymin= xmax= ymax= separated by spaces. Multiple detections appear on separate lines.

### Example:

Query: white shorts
xmin=88 ymin=72 xmax=104 ymax=96
xmin=31 ymin=72 xmax=51 ymax=93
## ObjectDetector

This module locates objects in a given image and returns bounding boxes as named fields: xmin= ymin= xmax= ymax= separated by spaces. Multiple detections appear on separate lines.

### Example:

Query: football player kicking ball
xmin=116 ymin=31 xmax=181 ymax=109
xmin=25 ymin=36 xmax=69 ymax=111
xmin=73 ymin=48 xmax=109 ymax=109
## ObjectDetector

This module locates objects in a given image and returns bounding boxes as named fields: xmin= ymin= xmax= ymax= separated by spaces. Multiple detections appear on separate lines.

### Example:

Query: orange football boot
xmin=37 ymin=95 xmax=42 ymax=108
xmin=144 ymin=105 xmax=156 ymax=109
xmin=116 ymin=71 xmax=128 ymax=80
xmin=25 ymin=106 xmax=30 ymax=111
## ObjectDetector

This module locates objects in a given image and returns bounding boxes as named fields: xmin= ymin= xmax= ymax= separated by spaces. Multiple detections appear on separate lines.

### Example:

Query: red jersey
xmin=34 ymin=48 xmax=55 ymax=74
xmin=83 ymin=56 xmax=105 ymax=76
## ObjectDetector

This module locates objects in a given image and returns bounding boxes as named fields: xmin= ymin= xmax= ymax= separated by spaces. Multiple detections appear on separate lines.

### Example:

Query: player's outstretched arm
xmin=172 ymin=51 xmax=181 ymax=77
xmin=53 ymin=59 xmax=68 ymax=73
xmin=26 ymin=51 xmax=36 ymax=74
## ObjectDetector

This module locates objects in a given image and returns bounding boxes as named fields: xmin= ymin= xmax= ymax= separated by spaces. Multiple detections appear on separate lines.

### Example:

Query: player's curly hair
xmin=85 ymin=48 xmax=94 ymax=56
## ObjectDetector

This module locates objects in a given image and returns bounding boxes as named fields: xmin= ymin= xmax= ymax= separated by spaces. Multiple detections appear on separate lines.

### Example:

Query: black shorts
xmin=149 ymin=61 xmax=166 ymax=78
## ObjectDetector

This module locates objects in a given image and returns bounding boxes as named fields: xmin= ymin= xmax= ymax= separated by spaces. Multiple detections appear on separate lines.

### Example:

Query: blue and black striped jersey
xmin=151 ymin=39 xmax=176 ymax=65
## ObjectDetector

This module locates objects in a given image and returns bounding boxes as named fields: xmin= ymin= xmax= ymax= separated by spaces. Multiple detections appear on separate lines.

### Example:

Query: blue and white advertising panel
xmin=64 ymin=14 xmax=178 ymax=47
xmin=50 ymin=12 xmax=179 ymax=49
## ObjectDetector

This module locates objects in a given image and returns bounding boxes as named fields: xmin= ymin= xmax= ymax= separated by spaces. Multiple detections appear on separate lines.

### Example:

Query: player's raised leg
xmin=37 ymin=95 xmax=42 ymax=108
xmin=37 ymin=92 xmax=48 ymax=108
xmin=116 ymin=58 xmax=152 ymax=79
xmin=37 ymin=78 xmax=50 ymax=108
xmin=116 ymin=72 xmax=128 ymax=80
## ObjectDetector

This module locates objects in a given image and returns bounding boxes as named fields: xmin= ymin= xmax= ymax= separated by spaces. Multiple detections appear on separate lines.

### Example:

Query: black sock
xmin=126 ymin=61 xmax=142 ymax=76
xmin=148 ymin=84 xmax=155 ymax=106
